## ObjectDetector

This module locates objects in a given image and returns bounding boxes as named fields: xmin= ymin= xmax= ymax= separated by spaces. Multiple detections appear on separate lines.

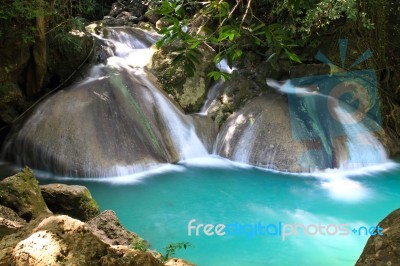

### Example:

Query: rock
xmin=0 ymin=205 xmax=25 ymax=223
xmin=150 ymin=43 xmax=214 ymax=113
xmin=87 ymin=210 xmax=139 ymax=246
xmin=215 ymin=93 xmax=320 ymax=172
xmin=156 ymin=17 xmax=171 ymax=30
xmin=190 ymin=114 xmax=219 ymax=153
xmin=0 ymin=217 xmax=24 ymax=239
xmin=0 ymin=205 xmax=26 ymax=237
xmin=41 ymin=183 xmax=100 ymax=221
xmin=0 ymin=167 xmax=51 ymax=221
xmin=165 ymin=258 xmax=196 ymax=266
xmin=145 ymin=9 xmax=161 ymax=25
xmin=9 ymin=215 xmax=163 ymax=266
xmin=2 ymin=66 xmax=186 ymax=177
xmin=47 ymin=30 xmax=93 ymax=86
xmin=356 ymin=208 xmax=400 ymax=266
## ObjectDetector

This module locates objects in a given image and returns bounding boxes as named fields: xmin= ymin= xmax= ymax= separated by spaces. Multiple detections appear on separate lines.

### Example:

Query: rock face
xmin=214 ymin=93 xmax=320 ymax=172
xmin=41 ymin=184 xmax=100 ymax=221
xmin=150 ymin=43 xmax=214 ymax=113
xmin=356 ymin=208 xmax=400 ymax=266
xmin=87 ymin=210 xmax=139 ymax=246
xmin=0 ymin=167 xmax=51 ymax=221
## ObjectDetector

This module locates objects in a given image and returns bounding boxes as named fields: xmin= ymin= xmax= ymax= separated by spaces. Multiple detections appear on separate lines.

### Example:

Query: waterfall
xmin=200 ymin=80 xmax=224 ymax=114
xmin=266 ymin=78 xmax=387 ymax=170
xmin=1 ymin=27 xmax=208 ymax=177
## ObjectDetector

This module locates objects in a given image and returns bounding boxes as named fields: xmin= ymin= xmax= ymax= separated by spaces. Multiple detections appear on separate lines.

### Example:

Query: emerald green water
xmin=36 ymin=157 xmax=399 ymax=266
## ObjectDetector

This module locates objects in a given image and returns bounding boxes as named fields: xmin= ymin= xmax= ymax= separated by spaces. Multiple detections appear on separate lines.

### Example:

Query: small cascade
xmin=200 ymin=80 xmax=224 ymax=114
xmin=267 ymin=78 xmax=388 ymax=170
xmin=1 ymin=27 xmax=208 ymax=177
xmin=138 ymin=76 xmax=208 ymax=159
xmin=199 ymin=59 xmax=236 ymax=115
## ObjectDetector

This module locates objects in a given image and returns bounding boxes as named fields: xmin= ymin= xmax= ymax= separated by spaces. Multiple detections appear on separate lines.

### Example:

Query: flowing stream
xmin=0 ymin=27 xmax=399 ymax=266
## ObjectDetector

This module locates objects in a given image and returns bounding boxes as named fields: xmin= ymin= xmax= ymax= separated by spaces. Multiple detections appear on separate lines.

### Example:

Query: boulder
xmin=41 ymin=183 xmax=100 ymax=221
xmin=356 ymin=208 xmax=400 ymax=266
xmin=87 ymin=210 xmax=140 ymax=246
xmin=215 ymin=93 xmax=320 ymax=172
xmin=2 ymin=67 xmax=183 ymax=177
xmin=9 ymin=215 xmax=163 ymax=266
xmin=0 ymin=167 xmax=51 ymax=221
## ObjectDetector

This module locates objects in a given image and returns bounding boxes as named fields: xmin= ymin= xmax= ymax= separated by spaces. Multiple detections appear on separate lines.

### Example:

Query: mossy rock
xmin=41 ymin=183 xmax=100 ymax=221
xmin=150 ymin=43 xmax=214 ymax=113
xmin=0 ymin=167 xmax=51 ymax=222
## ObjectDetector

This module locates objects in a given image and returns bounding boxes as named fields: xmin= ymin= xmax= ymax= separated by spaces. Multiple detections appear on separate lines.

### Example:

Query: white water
xmin=266 ymin=78 xmax=388 ymax=170
xmin=200 ymin=80 xmax=224 ymax=114
xmin=98 ymin=28 xmax=208 ymax=160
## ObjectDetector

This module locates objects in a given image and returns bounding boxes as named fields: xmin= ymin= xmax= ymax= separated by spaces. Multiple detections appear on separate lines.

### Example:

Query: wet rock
xmin=356 ymin=208 xmax=400 ymax=266
xmin=215 ymin=93 xmax=320 ymax=172
xmin=190 ymin=114 xmax=219 ymax=153
xmin=2 ymin=67 xmax=184 ymax=177
xmin=41 ymin=183 xmax=100 ymax=221
xmin=0 ymin=167 xmax=51 ymax=221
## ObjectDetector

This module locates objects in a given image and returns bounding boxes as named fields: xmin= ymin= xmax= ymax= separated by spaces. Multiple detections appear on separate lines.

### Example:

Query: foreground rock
xmin=88 ymin=210 xmax=140 ymax=246
xmin=0 ymin=167 xmax=51 ymax=221
xmin=41 ymin=183 xmax=100 ymax=221
xmin=356 ymin=208 xmax=400 ymax=266
xmin=10 ymin=215 xmax=162 ymax=266
xmin=0 ymin=168 xmax=193 ymax=265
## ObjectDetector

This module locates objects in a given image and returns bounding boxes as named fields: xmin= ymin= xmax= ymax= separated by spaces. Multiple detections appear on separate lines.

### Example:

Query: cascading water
xmin=266 ymin=78 xmax=388 ymax=170
xmin=1 ymin=27 xmax=208 ymax=177
xmin=199 ymin=59 xmax=236 ymax=115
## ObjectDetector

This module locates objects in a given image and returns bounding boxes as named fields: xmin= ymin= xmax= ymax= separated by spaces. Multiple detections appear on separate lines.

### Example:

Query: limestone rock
xmin=0 ymin=217 xmax=25 ymax=239
xmin=0 ymin=205 xmax=25 ymax=223
xmin=215 ymin=93 xmax=320 ymax=172
xmin=356 ymin=208 xmax=400 ymax=266
xmin=10 ymin=215 xmax=163 ymax=266
xmin=41 ymin=183 xmax=100 ymax=221
xmin=88 ymin=210 xmax=139 ymax=246
xmin=150 ymin=43 xmax=214 ymax=113
xmin=0 ymin=205 xmax=26 ymax=239
xmin=0 ymin=167 xmax=51 ymax=221
xmin=165 ymin=258 xmax=196 ymax=266
xmin=190 ymin=114 xmax=219 ymax=153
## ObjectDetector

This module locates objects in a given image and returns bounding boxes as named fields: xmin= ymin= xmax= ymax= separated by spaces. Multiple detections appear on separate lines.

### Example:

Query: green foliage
xmin=155 ymin=0 xmax=301 ymax=79
xmin=155 ymin=0 xmax=374 ymax=79
xmin=161 ymin=242 xmax=192 ymax=262
xmin=275 ymin=0 xmax=374 ymax=38
xmin=130 ymin=238 xmax=150 ymax=251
